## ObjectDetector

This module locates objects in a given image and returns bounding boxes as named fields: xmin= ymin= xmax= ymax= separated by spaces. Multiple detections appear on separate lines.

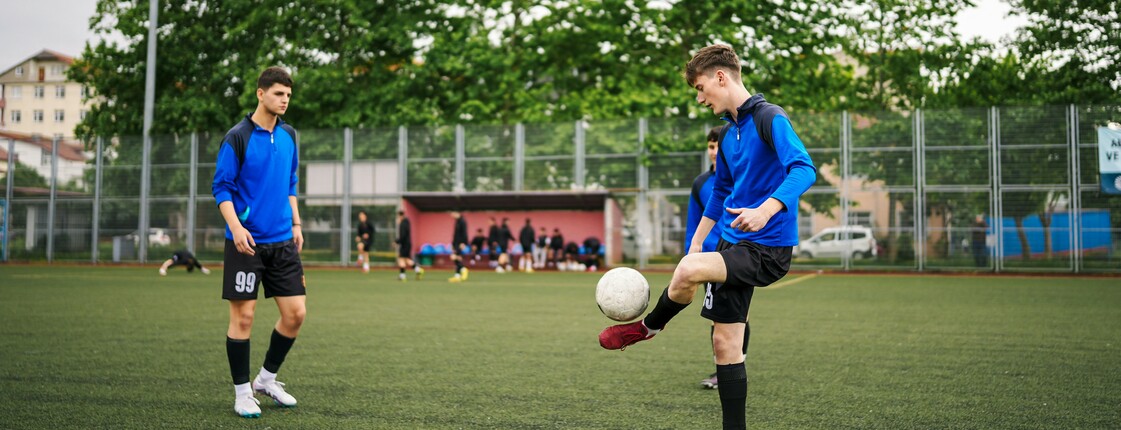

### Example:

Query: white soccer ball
xmin=595 ymin=267 xmax=651 ymax=322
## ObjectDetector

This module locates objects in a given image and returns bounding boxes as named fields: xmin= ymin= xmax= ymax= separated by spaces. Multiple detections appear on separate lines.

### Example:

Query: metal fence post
xmin=992 ymin=106 xmax=1003 ymax=273
xmin=187 ymin=133 xmax=198 ymax=253
xmin=514 ymin=123 xmax=525 ymax=192
xmin=92 ymin=137 xmax=103 ymax=263
xmin=47 ymin=136 xmax=59 ymax=263
xmin=841 ymin=111 xmax=851 ymax=271
xmin=3 ymin=138 xmax=13 ymax=262
xmin=139 ymin=134 xmax=151 ymax=263
xmin=915 ymin=109 xmax=925 ymax=272
xmin=341 ymin=128 xmax=352 ymax=266
xmin=454 ymin=125 xmax=465 ymax=192
xmin=574 ymin=120 xmax=585 ymax=189
xmin=637 ymin=118 xmax=649 ymax=269
xmin=1068 ymin=104 xmax=1081 ymax=273
xmin=398 ymin=126 xmax=408 ymax=193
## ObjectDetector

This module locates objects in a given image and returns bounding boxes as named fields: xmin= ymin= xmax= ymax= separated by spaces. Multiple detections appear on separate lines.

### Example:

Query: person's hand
xmin=232 ymin=226 xmax=256 ymax=256
xmin=726 ymin=207 xmax=773 ymax=232
xmin=293 ymin=225 xmax=304 ymax=253
xmin=688 ymin=242 xmax=702 ymax=254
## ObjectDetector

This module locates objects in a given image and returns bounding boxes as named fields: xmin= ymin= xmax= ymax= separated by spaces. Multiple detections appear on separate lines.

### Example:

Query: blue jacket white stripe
xmin=703 ymin=94 xmax=816 ymax=247
xmin=211 ymin=113 xmax=300 ymax=244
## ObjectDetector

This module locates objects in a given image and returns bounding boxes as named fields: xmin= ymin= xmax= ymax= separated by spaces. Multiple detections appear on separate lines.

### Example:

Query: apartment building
xmin=0 ymin=49 xmax=92 ymax=140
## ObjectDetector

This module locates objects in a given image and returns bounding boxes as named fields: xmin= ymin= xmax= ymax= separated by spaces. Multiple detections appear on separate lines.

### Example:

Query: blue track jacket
xmin=212 ymin=113 xmax=299 ymax=244
xmin=704 ymin=95 xmax=815 ymax=247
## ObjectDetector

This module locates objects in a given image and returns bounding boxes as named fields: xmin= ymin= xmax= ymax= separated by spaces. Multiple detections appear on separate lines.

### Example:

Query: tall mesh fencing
xmin=2 ymin=105 xmax=1119 ymax=273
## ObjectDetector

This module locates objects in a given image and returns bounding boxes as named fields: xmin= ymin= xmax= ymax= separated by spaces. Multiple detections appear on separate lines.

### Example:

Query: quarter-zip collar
xmin=721 ymin=93 xmax=767 ymax=127
xmin=245 ymin=112 xmax=286 ymax=144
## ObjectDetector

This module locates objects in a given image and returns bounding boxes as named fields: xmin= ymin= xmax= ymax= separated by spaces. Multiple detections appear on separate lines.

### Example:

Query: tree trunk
xmin=1040 ymin=212 xmax=1053 ymax=259
xmin=1014 ymin=217 xmax=1031 ymax=260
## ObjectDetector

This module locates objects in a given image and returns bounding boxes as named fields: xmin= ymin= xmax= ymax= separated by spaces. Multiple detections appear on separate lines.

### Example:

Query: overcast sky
xmin=0 ymin=0 xmax=1028 ymax=73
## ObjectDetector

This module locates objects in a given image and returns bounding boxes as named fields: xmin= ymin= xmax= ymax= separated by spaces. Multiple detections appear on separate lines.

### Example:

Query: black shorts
xmin=699 ymin=238 xmax=792 ymax=324
xmin=359 ymin=240 xmax=372 ymax=251
xmin=398 ymin=243 xmax=412 ymax=258
xmin=222 ymin=239 xmax=306 ymax=300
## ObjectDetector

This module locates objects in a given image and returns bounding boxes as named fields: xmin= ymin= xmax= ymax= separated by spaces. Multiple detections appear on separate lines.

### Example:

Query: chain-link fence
xmin=3 ymin=105 xmax=1119 ymax=273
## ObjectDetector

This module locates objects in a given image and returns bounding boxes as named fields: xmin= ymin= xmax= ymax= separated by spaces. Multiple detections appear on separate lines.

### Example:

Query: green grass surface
xmin=1 ymin=266 xmax=1119 ymax=429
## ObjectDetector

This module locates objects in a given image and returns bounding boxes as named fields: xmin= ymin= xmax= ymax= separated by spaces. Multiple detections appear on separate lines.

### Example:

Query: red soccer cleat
xmin=598 ymin=321 xmax=655 ymax=350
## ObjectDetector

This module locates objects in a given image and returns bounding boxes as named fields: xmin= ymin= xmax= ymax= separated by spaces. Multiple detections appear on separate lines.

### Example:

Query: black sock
xmin=455 ymin=259 xmax=464 ymax=273
xmin=399 ymin=268 xmax=405 ymax=275
xmin=262 ymin=329 xmax=296 ymax=374
xmin=226 ymin=337 xmax=251 ymax=385
xmin=716 ymin=362 xmax=748 ymax=430
xmin=642 ymin=287 xmax=689 ymax=331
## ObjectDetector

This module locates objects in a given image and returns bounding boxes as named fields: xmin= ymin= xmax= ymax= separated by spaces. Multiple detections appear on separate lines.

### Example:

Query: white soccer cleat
xmin=253 ymin=378 xmax=297 ymax=407
xmin=201 ymin=267 xmax=211 ymax=275
xmin=159 ymin=268 xmax=167 ymax=276
xmin=234 ymin=395 xmax=261 ymax=418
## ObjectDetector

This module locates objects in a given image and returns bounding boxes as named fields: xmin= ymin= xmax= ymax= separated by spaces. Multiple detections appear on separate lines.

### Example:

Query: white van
xmin=795 ymin=226 xmax=877 ymax=260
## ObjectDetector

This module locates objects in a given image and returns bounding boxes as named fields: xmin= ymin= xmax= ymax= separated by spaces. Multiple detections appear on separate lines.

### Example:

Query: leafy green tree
xmin=1010 ymin=0 xmax=1121 ymax=103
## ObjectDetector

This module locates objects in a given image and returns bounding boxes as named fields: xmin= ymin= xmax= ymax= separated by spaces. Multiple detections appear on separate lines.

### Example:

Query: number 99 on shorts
xmin=234 ymin=271 xmax=257 ymax=293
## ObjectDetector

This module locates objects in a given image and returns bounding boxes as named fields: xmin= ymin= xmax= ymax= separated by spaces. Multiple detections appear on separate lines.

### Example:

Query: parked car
xmin=795 ymin=226 xmax=877 ymax=260
xmin=125 ymin=228 xmax=172 ymax=246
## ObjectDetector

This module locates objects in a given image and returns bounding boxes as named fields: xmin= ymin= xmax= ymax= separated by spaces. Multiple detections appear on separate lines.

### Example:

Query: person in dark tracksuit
xmin=395 ymin=211 xmax=424 ymax=281
xmin=448 ymin=212 xmax=469 ymax=282
xmin=518 ymin=218 xmax=536 ymax=272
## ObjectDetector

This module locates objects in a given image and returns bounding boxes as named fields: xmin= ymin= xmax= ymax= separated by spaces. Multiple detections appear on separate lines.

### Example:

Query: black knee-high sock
xmin=263 ymin=329 xmax=296 ymax=373
xmin=716 ymin=362 xmax=748 ymax=430
xmin=455 ymin=259 xmax=464 ymax=273
xmin=642 ymin=287 xmax=689 ymax=331
xmin=399 ymin=268 xmax=406 ymax=275
xmin=226 ymin=337 xmax=250 ymax=385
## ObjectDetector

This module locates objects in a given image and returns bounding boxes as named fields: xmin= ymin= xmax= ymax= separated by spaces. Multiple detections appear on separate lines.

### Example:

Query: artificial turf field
xmin=0 ymin=266 xmax=1118 ymax=429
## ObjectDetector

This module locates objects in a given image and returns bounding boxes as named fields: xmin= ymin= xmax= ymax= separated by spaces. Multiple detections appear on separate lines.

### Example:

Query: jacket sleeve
xmin=769 ymin=116 xmax=816 ymax=212
xmin=211 ymin=142 xmax=239 ymax=205
xmin=289 ymin=139 xmax=300 ymax=197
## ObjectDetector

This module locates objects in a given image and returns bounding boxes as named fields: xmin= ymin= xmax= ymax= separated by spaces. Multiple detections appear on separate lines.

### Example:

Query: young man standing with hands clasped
xmin=212 ymin=66 xmax=307 ymax=418
xmin=598 ymin=45 xmax=816 ymax=430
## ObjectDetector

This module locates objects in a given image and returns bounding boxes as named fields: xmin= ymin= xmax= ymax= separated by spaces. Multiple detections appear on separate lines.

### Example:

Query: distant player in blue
xmin=686 ymin=126 xmax=749 ymax=390
xmin=212 ymin=67 xmax=306 ymax=418
xmin=599 ymin=45 xmax=816 ymax=430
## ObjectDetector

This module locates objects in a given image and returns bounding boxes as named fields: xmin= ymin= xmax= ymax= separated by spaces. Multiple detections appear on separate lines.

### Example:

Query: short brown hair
xmin=684 ymin=45 xmax=741 ymax=86
xmin=707 ymin=126 xmax=723 ymax=143
xmin=257 ymin=66 xmax=293 ymax=90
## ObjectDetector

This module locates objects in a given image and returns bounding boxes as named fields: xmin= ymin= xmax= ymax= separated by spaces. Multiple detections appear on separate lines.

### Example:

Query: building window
xmin=51 ymin=65 xmax=65 ymax=76
xmin=34 ymin=86 xmax=44 ymax=99
xmin=80 ymin=110 xmax=89 ymax=121
xmin=42 ymin=148 xmax=51 ymax=166
xmin=10 ymin=110 xmax=21 ymax=124
xmin=33 ymin=110 xmax=44 ymax=123
xmin=54 ymin=110 xmax=65 ymax=123
xmin=848 ymin=211 xmax=873 ymax=227
xmin=80 ymin=85 xmax=89 ymax=98
xmin=55 ymin=85 xmax=66 ymax=99
xmin=9 ymin=86 xmax=21 ymax=99
xmin=15 ymin=66 xmax=24 ymax=77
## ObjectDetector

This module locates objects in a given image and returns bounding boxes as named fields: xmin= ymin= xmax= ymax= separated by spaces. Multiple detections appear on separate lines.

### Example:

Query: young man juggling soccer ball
xmin=212 ymin=66 xmax=307 ymax=418
xmin=598 ymin=45 xmax=815 ymax=430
